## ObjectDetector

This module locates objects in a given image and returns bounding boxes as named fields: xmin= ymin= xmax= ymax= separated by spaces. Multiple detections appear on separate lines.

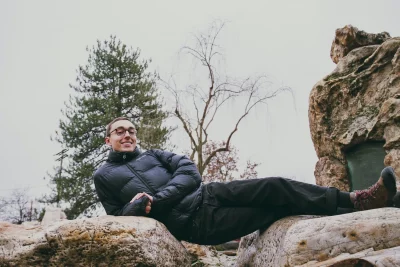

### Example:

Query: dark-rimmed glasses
xmin=109 ymin=127 xmax=136 ymax=137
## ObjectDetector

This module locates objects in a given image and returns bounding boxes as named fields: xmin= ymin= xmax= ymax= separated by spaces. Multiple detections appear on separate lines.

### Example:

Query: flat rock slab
xmin=0 ymin=216 xmax=191 ymax=266
xmin=237 ymin=208 xmax=400 ymax=266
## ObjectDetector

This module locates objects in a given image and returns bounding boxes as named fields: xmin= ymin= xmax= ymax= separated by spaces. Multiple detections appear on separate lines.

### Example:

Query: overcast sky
xmin=1 ymin=1 xmax=399 ymax=200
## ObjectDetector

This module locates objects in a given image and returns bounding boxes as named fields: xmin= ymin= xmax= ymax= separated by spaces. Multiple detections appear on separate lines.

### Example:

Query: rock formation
xmin=330 ymin=25 xmax=390 ymax=64
xmin=309 ymin=25 xmax=400 ymax=191
xmin=0 ymin=216 xmax=191 ymax=266
xmin=237 ymin=208 xmax=400 ymax=266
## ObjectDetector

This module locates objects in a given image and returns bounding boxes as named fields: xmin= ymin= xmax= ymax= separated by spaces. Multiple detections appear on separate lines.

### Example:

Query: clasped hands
xmin=130 ymin=192 xmax=153 ymax=214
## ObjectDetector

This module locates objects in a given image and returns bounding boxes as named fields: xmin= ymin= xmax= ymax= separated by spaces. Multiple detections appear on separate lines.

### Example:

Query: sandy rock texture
xmin=298 ymin=246 xmax=400 ymax=267
xmin=182 ymin=241 xmax=236 ymax=267
xmin=0 ymin=216 xmax=191 ymax=266
xmin=237 ymin=208 xmax=400 ymax=267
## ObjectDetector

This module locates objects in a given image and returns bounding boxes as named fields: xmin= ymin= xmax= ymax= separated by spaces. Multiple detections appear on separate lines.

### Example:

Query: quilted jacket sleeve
xmin=150 ymin=149 xmax=202 ymax=214
xmin=94 ymin=173 xmax=147 ymax=216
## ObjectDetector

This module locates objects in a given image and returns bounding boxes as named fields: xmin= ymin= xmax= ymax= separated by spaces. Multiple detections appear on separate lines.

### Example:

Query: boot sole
xmin=381 ymin=166 xmax=397 ymax=207
xmin=394 ymin=192 xmax=400 ymax=208
xmin=381 ymin=166 xmax=397 ymax=193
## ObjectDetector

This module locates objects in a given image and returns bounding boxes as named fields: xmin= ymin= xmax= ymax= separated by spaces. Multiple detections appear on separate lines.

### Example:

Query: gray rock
xmin=40 ymin=206 xmax=67 ymax=226
xmin=237 ymin=208 xmax=400 ymax=266
xmin=0 ymin=216 xmax=191 ymax=266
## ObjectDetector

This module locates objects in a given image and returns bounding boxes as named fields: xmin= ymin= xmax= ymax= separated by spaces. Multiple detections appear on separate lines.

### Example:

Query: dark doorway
xmin=346 ymin=142 xmax=386 ymax=191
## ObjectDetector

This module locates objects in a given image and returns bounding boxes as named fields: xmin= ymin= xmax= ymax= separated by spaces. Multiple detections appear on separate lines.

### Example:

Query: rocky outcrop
xmin=237 ymin=208 xmax=400 ymax=266
xmin=0 ymin=216 xmax=191 ymax=266
xmin=330 ymin=25 xmax=390 ymax=64
xmin=309 ymin=26 xmax=400 ymax=191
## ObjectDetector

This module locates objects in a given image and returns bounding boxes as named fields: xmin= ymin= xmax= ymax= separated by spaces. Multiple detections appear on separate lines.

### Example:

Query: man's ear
xmin=105 ymin=137 xmax=111 ymax=146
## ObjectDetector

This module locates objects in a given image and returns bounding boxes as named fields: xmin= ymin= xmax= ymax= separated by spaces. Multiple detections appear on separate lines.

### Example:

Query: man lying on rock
xmin=94 ymin=117 xmax=398 ymax=245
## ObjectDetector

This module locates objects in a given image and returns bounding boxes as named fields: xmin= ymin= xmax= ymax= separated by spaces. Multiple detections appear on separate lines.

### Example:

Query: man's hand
xmin=130 ymin=192 xmax=153 ymax=214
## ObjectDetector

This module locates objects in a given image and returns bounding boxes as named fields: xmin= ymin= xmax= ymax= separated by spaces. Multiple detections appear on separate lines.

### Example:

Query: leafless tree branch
xmin=162 ymin=21 xmax=292 ymax=175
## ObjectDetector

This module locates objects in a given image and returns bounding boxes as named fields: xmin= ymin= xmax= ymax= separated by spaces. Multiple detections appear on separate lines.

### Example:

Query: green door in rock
xmin=346 ymin=142 xmax=386 ymax=191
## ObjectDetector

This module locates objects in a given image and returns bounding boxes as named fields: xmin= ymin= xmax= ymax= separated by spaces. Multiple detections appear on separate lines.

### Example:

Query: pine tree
xmin=47 ymin=36 xmax=170 ymax=218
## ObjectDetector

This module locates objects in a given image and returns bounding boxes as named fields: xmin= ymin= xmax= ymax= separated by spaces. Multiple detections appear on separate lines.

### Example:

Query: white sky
xmin=0 ymin=1 xmax=399 ymax=200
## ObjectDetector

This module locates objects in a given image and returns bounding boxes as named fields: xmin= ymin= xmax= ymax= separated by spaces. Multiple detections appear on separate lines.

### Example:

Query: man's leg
xmin=205 ymin=177 xmax=340 ymax=215
xmin=204 ymin=166 xmax=397 ymax=215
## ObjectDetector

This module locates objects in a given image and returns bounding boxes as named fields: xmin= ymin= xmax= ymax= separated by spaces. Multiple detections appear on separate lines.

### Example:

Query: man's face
xmin=105 ymin=120 xmax=137 ymax=152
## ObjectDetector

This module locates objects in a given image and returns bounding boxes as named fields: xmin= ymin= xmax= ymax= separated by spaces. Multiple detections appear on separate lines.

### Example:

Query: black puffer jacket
xmin=93 ymin=148 xmax=203 ymax=240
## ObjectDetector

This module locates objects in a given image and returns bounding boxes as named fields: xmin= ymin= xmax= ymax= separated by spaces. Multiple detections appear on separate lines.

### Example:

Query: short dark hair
xmin=106 ymin=117 xmax=134 ymax=136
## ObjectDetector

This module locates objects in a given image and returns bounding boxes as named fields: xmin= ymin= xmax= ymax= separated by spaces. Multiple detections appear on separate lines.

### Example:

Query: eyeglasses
xmin=109 ymin=126 xmax=136 ymax=137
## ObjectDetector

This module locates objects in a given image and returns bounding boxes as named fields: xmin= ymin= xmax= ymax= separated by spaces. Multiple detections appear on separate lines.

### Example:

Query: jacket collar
xmin=107 ymin=147 xmax=142 ymax=163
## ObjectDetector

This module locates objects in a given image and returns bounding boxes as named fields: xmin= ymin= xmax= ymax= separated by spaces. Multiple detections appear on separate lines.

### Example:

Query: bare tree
xmin=0 ymin=197 xmax=6 ymax=216
xmin=201 ymin=140 xmax=259 ymax=183
xmin=0 ymin=188 xmax=38 ymax=224
xmin=163 ymin=21 xmax=291 ymax=175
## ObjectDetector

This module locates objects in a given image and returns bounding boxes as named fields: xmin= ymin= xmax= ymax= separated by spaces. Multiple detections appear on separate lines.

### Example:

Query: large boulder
xmin=0 ymin=216 xmax=191 ymax=266
xmin=237 ymin=208 xmax=400 ymax=266
xmin=309 ymin=27 xmax=400 ymax=191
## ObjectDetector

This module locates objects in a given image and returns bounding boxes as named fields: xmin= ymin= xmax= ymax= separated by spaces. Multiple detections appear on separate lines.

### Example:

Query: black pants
xmin=189 ymin=177 xmax=350 ymax=245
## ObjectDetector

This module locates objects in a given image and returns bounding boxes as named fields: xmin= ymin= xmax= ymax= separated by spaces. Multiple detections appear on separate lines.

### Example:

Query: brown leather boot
xmin=353 ymin=166 xmax=397 ymax=210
